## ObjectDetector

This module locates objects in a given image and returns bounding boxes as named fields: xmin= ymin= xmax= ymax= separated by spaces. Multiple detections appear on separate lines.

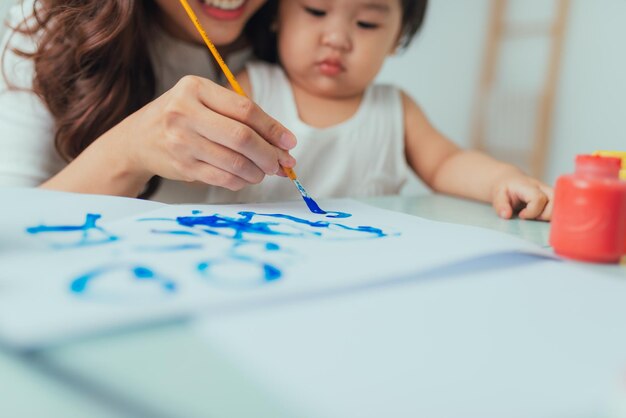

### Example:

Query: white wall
xmin=547 ymin=0 xmax=626 ymax=184
xmin=379 ymin=0 xmax=626 ymax=189
xmin=378 ymin=0 xmax=490 ymax=148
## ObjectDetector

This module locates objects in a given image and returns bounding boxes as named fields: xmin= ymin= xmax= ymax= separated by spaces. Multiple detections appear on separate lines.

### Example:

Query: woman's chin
xmin=204 ymin=29 xmax=242 ymax=46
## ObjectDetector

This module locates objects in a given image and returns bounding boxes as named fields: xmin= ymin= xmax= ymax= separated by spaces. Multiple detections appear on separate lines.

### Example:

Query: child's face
xmin=153 ymin=0 xmax=267 ymax=46
xmin=277 ymin=0 xmax=403 ymax=99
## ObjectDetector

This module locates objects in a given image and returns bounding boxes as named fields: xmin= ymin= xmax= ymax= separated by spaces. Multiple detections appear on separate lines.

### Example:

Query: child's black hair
xmin=399 ymin=0 xmax=428 ymax=48
xmin=247 ymin=0 xmax=429 ymax=64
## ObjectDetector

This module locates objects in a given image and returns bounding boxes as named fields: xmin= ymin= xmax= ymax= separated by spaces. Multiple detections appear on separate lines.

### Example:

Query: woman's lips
xmin=198 ymin=0 xmax=247 ymax=20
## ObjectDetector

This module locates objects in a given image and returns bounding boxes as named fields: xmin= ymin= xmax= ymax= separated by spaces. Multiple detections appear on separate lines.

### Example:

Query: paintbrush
xmin=178 ymin=0 xmax=326 ymax=214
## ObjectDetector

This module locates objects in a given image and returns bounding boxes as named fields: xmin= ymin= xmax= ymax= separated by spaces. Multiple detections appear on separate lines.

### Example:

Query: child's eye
xmin=304 ymin=6 xmax=326 ymax=17
xmin=357 ymin=21 xmax=379 ymax=29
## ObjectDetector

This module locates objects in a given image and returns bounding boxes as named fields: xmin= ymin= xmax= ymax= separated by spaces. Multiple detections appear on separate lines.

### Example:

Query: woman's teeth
xmin=200 ymin=0 xmax=245 ymax=10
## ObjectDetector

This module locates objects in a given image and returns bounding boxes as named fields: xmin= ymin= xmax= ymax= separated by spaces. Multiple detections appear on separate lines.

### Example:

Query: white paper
xmin=194 ymin=261 xmax=626 ymax=418
xmin=0 ymin=188 xmax=543 ymax=348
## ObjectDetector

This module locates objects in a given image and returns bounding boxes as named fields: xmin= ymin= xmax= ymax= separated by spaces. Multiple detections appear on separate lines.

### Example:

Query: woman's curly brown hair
xmin=4 ymin=0 xmax=275 ymax=197
xmin=9 ymin=0 xmax=157 ymax=162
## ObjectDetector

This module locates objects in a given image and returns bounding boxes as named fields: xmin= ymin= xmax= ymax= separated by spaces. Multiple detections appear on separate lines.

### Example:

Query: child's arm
xmin=402 ymin=92 xmax=553 ymax=221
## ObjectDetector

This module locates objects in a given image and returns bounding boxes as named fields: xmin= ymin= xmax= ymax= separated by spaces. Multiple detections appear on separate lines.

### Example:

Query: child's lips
xmin=316 ymin=59 xmax=345 ymax=76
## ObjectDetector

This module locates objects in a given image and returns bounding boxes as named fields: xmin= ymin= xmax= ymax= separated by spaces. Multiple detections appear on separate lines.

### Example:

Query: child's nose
xmin=321 ymin=30 xmax=352 ymax=52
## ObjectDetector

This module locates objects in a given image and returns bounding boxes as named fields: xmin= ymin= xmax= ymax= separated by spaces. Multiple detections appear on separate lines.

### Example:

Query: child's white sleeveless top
xmin=205 ymin=61 xmax=411 ymax=203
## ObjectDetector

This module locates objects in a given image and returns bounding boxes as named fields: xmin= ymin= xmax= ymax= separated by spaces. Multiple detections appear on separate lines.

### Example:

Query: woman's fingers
xmin=137 ymin=76 xmax=298 ymax=190
xmin=189 ymin=131 xmax=265 ymax=185
xmin=187 ymin=93 xmax=296 ymax=176
xmin=195 ymin=77 xmax=297 ymax=149
xmin=190 ymin=160 xmax=248 ymax=191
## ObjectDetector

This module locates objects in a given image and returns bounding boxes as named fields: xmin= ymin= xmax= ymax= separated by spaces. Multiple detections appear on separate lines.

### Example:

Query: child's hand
xmin=491 ymin=174 xmax=553 ymax=221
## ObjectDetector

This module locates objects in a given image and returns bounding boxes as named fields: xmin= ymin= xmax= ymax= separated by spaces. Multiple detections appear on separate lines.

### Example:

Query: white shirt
xmin=204 ymin=61 xmax=411 ymax=203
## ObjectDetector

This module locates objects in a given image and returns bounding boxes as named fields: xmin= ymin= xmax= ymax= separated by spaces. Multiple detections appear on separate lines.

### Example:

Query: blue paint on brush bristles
xmin=303 ymin=196 xmax=327 ymax=214
xmin=290 ymin=177 xmax=340 ymax=216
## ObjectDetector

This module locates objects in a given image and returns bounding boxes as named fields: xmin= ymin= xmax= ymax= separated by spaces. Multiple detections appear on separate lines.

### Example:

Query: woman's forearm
xmin=40 ymin=126 xmax=151 ymax=197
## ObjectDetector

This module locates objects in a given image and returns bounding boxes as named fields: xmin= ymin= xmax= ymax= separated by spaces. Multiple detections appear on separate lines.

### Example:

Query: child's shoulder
xmin=366 ymin=83 xmax=420 ymax=112
xmin=365 ymin=84 xmax=426 ymax=129
xmin=367 ymin=83 xmax=414 ymax=101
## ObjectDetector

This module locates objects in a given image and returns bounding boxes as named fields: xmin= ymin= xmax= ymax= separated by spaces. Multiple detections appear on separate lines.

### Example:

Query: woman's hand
xmin=128 ymin=75 xmax=296 ymax=190
xmin=491 ymin=174 xmax=553 ymax=221
xmin=43 ymin=75 xmax=297 ymax=197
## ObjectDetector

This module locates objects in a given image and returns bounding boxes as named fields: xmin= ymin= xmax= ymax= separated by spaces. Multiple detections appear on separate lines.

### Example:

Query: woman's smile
xmin=198 ymin=0 xmax=248 ymax=20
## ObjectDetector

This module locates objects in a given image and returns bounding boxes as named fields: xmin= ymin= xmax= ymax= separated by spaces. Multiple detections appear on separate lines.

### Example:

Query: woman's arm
xmin=37 ymin=75 xmax=297 ymax=197
xmin=402 ymin=91 xmax=552 ymax=220
xmin=1 ymin=4 xmax=296 ymax=198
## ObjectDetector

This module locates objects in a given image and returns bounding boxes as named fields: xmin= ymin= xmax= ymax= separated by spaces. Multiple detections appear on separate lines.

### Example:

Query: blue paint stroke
xmin=150 ymin=229 xmax=200 ymax=236
xmin=197 ymin=256 xmax=282 ymax=286
xmin=70 ymin=265 xmax=176 ymax=295
xmin=302 ymin=197 xmax=351 ymax=219
xmin=173 ymin=211 xmax=389 ymax=287
xmin=176 ymin=211 xmax=386 ymax=241
xmin=26 ymin=213 xmax=118 ymax=248
xmin=325 ymin=212 xmax=351 ymax=219
xmin=244 ymin=213 xmax=387 ymax=238
xmin=177 ymin=213 xmax=286 ymax=241
xmin=265 ymin=242 xmax=280 ymax=251
xmin=135 ymin=243 xmax=204 ymax=252
xmin=50 ymin=208 xmax=388 ymax=293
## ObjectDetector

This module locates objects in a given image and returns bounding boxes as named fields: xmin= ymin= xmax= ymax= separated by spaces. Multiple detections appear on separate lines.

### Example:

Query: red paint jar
xmin=549 ymin=155 xmax=626 ymax=263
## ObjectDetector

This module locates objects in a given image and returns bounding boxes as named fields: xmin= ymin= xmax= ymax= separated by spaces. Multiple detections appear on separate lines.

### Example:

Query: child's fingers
xmin=539 ymin=183 xmax=554 ymax=200
xmin=495 ymin=180 xmax=553 ymax=221
xmin=518 ymin=187 xmax=549 ymax=220
xmin=535 ymin=201 xmax=553 ymax=221
xmin=492 ymin=189 xmax=514 ymax=219
xmin=535 ymin=184 xmax=554 ymax=221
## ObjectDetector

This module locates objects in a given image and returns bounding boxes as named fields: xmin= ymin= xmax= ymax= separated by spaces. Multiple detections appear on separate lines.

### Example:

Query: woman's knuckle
xmin=231 ymin=124 xmax=252 ymax=147
xmin=163 ymin=107 xmax=183 ymax=130
xmin=178 ymin=75 xmax=201 ymax=92
xmin=236 ymin=97 xmax=256 ymax=119
xmin=267 ymin=121 xmax=282 ymax=142
xmin=231 ymin=154 xmax=248 ymax=173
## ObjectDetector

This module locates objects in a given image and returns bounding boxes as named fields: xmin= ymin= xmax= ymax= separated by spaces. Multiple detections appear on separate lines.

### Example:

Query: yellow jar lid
xmin=593 ymin=150 xmax=626 ymax=180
